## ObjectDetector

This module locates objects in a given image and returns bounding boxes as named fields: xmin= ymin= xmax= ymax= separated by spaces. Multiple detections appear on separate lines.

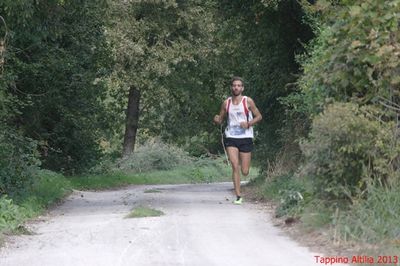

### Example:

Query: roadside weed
xmin=125 ymin=206 xmax=165 ymax=218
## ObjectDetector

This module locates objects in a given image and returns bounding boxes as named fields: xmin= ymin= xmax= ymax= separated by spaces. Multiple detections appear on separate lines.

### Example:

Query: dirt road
xmin=0 ymin=183 xmax=336 ymax=266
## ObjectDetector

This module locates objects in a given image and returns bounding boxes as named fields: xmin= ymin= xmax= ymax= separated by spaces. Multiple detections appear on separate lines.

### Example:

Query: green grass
xmin=69 ymin=160 xmax=258 ymax=191
xmin=19 ymin=170 xmax=72 ymax=211
xmin=333 ymin=183 xmax=400 ymax=255
xmin=125 ymin=206 xmax=164 ymax=218
xmin=68 ymin=166 xmax=220 ymax=190
xmin=0 ymin=170 xmax=72 ymax=244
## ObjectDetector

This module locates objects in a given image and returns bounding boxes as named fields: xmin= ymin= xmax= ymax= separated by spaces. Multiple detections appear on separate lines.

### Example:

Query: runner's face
xmin=231 ymin=80 xmax=244 ymax=96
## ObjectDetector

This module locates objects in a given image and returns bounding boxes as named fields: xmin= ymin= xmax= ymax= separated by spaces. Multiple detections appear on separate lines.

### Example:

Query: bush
xmin=297 ymin=0 xmax=400 ymax=112
xmin=116 ymin=139 xmax=192 ymax=173
xmin=183 ymin=132 xmax=215 ymax=157
xmin=0 ymin=196 xmax=24 ymax=233
xmin=0 ymin=130 xmax=40 ymax=195
xmin=87 ymin=154 xmax=118 ymax=175
xmin=300 ymin=102 xmax=397 ymax=199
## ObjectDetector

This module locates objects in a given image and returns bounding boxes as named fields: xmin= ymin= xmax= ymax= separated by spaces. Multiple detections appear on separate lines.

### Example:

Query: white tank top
xmin=225 ymin=96 xmax=254 ymax=139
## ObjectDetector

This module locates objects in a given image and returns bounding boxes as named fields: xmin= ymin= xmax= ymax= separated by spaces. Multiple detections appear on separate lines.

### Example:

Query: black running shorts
xmin=224 ymin=138 xmax=253 ymax=153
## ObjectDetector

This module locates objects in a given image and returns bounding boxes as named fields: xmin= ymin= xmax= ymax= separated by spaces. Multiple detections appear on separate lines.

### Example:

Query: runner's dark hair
xmin=230 ymin=76 xmax=244 ymax=86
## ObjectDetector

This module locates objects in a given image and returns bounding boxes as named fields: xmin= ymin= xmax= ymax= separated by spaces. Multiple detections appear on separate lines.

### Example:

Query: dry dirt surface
xmin=0 ymin=182 xmax=347 ymax=266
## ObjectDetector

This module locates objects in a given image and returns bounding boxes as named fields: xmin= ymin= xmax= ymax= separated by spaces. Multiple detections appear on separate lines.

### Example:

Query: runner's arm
xmin=246 ymin=97 xmax=262 ymax=127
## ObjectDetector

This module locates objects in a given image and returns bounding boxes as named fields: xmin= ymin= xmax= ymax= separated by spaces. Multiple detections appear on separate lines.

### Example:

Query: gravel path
xmin=0 ymin=182 xmax=340 ymax=266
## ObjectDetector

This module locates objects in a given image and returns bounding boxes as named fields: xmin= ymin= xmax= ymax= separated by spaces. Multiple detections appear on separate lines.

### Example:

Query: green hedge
xmin=300 ymin=102 xmax=397 ymax=199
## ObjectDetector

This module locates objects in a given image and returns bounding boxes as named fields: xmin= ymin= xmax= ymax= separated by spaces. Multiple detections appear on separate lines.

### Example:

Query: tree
xmin=107 ymin=0 xmax=217 ymax=156
xmin=0 ymin=0 xmax=113 ymax=174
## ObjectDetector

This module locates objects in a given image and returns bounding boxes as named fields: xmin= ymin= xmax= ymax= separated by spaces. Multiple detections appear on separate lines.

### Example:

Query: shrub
xmin=300 ymin=102 xmax=397 ymax=199
xmin=0 ymin=130 xmax=40 ymax=195
xmin=183 ymin=132 xmax=214 ymax=157
xmin=297 ymin=0 xmax=400 ymax=112
xmin=116 ymin=139 xmax=192 ymax=173
xmin=0 ymin=196 xmax=24 ymax=233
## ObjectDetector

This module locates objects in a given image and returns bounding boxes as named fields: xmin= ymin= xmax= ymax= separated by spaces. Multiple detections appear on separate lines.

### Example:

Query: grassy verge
xmin=0 ymin=170 xmax=72 ymax=244
xmin=333 ymin=183 xmax=400 ymax=258
xmin=70 ymin=158 xmax=258 ymax=191
xmin=72 ymin=159 xmax=225 ymax=190
xmin=249 ymin=173 xmax=400 ymax=258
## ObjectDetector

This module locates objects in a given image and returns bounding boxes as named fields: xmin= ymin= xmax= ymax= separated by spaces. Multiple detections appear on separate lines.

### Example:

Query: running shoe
xmin=233 ymin=197 xmax=243 ymax=205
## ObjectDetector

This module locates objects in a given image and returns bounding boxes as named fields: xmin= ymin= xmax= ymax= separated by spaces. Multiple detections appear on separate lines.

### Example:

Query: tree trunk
xmin=122 ymin=86 xmax=141 ymax=156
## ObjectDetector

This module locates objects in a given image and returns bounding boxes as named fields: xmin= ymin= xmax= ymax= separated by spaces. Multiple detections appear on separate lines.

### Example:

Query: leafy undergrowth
xmin=0 ymin=170 xmax=72 ymax=244
xmin=247 ymin=174 xmax=400 ymax=260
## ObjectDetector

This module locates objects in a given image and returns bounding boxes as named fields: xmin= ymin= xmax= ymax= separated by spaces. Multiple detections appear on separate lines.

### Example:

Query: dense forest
xmin=1 ymin=0 xmax=399 ymax=253
xmin=0 ymin=0 xmax=314 ymax=188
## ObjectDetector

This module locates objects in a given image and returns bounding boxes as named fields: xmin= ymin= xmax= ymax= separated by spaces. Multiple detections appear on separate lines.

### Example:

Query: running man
xmin=213 ymin=76 xmax=262 ymax=204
